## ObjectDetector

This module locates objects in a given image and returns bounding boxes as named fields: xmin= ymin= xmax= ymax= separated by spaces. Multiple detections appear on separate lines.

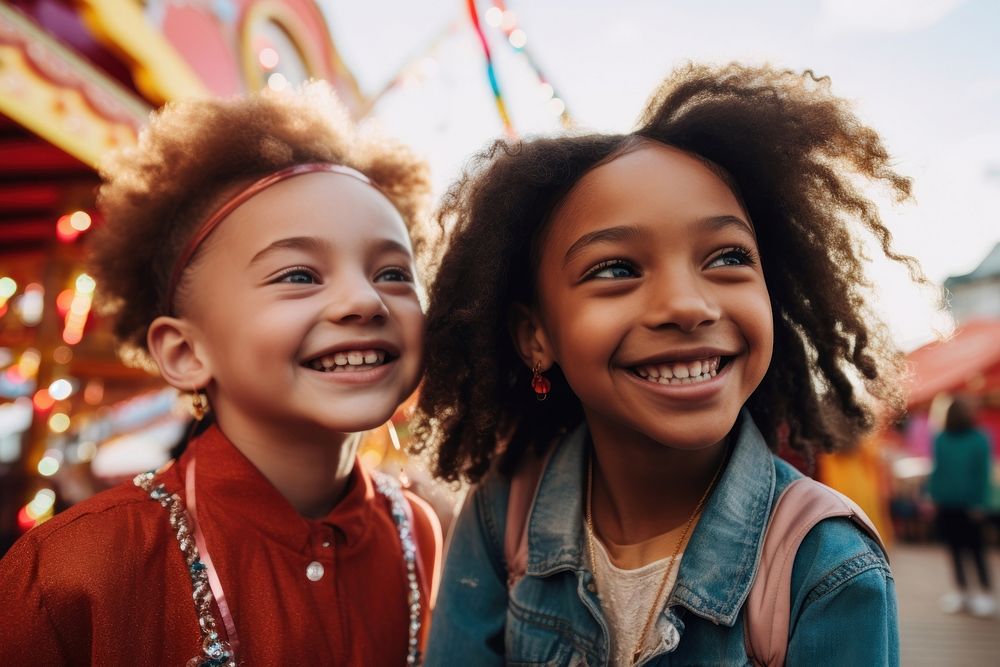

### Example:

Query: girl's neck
xmin=587 ymin=415 xmax=730 ymax=545
xmin=209 ymin=413 xmax=358 ymax=519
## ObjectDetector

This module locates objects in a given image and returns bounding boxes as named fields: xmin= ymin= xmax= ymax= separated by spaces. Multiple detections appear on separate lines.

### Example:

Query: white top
xmin=589 ymin=527 xmax=682 ymax=667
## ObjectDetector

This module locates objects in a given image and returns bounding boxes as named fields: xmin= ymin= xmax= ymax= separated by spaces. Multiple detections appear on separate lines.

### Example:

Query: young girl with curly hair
xmin=0 ymin=85 xmax=441 ymax=666
xmin=417 ymin=64 xmax=919 ymax=666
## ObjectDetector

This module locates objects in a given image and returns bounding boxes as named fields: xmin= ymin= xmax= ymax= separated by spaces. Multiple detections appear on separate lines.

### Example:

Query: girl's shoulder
xmin=1 ymin=469 xmax=182 ymax=587
xmin=772 ymin=453 xmax=887 ymax=555
xmin=768 ymin=456 xmax=892 ymax=612
xmin=0 ymin=468 xmax=204 ymax=664
xmin=466 ymin=464 xmax=516 ymax=547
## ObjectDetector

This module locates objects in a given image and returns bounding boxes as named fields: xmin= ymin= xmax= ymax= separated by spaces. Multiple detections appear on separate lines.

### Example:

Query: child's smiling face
xmin=528 ymin=142 xmax=773 ymax=451
xmin=181 ymin=172 xmax=424 ymax=440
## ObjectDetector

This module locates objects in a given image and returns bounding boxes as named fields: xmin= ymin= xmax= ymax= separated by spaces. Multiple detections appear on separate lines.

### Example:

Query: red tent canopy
xmin=905 ymin=319 xmax=1000 ymax=409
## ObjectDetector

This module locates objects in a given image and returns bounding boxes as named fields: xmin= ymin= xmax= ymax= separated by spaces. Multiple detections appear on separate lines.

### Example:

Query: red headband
xmin=166 ymin=163 xmax=374 ymax=310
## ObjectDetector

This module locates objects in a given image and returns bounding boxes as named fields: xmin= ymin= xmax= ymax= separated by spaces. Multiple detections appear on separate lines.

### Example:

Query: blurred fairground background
xmin=0 ymin=0 xmax=998 ymax=662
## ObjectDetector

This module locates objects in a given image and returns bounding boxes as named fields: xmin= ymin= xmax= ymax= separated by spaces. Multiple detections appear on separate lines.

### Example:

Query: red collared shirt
xmin=0 ymin=425 xmax=441 ymax=665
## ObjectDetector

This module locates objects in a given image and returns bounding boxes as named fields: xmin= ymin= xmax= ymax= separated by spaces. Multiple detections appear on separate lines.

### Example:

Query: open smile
xmin=630 ymin=355 xmax=733 ymax=385
xmin=622 ymin=353 xmax=737 ymax=400
xmin=302 ymin=348 xmax=396 ymax=373
xmin=300 ymin=348 xmax=400 ymax=387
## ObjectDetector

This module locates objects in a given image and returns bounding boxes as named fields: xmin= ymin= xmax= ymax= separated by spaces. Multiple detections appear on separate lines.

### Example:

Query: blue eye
xmin=276 ymin=268 xmax=318 ymax=284
xmin=707 ymin=247 xmax=756 ymax=269
xmin=586 ymin=260 xmax=639 ymax=280
xmin=376 ymin=266 xmax=413 ymax=283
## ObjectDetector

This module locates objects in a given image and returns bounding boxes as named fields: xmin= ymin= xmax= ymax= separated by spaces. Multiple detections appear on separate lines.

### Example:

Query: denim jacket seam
xmin=508 ymin=594 xmax=599 ymax=655
xmin=804 ymin=551 xmax=891 ymax=605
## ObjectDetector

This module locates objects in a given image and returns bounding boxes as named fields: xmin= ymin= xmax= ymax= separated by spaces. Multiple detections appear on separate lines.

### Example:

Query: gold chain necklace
xmin=585 ymin=453 xmax=724 ymax=665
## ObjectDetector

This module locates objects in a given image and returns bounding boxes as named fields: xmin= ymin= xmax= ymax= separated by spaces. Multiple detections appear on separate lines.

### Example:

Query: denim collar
xmin=524 ymin=409 xmax=775 ymax=627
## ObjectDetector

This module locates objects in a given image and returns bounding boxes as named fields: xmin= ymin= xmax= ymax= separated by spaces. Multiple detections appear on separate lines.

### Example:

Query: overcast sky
xmin=323 ymin=0 xmax=1000 ymax=351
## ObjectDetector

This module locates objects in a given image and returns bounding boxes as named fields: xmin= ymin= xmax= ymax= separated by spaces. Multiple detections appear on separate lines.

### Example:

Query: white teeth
xmin=633 ymin=356 xmax=723 ymax=385
xmin=308 ymin=349 xmax=388 ymax=372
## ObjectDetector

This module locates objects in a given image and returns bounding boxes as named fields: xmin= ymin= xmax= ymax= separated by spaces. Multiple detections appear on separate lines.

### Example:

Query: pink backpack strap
xmin=744 ymin=477 xmax=886 ymax=667
xmin=503 ymin=445 xmax=557 ymax=588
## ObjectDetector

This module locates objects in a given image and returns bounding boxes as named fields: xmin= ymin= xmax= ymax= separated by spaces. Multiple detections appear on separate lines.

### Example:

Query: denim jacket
xmin=425 ymin=412 xmax=898 ymax=666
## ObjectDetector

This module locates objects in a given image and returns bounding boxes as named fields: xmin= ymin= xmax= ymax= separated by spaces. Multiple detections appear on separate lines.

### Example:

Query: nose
xmin=644 ymin=267 xmax=721 ymax=333
xmin=322 ymin=272 xmax=390 ymax=325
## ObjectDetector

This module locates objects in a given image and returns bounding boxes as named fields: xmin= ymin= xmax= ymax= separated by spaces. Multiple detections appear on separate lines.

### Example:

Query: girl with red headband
xmin=0 ymin=84 xmax=441 ymax=666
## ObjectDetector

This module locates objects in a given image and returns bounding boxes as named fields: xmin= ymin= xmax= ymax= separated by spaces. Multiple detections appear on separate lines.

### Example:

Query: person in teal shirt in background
xmin=928 ymin=395 xmax=995 ymax=616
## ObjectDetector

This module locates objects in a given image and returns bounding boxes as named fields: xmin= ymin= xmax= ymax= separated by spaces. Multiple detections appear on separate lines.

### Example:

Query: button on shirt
xmin=0 ymin=425 xmax=441 ymax=666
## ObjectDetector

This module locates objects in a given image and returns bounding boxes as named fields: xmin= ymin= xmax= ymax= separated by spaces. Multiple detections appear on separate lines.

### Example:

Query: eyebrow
xmin=248 ymin=236 xmax=333 ymax=268
xmin=247 ymin=236 xmax=414 ymax=268
xmin=701 ymin=214 xmax=755 ymax=237
xmin=370 ymin=237 xmax=414 ymax=258
xmin=563 ymin=225 xmax=646 ymax=267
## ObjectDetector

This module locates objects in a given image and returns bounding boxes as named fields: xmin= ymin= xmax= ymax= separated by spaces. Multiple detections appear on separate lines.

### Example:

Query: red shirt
xmin=0 ymin=426 xmax=441 ymax=665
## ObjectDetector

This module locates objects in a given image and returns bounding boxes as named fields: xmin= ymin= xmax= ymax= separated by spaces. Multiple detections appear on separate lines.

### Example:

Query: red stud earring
xmin=531 ymin=362 xmax=551 ymax=401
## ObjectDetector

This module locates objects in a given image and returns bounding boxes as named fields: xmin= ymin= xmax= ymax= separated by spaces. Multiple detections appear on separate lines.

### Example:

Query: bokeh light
xmin=68 ymin=211 xmax=92 ymax=231
xmin=37 ymin=455 xmax=61 ymax=477
xmin=48 ymin=412 xmax=71 ymax=433
xmin=48 ymin=379 xmax=73 ymax=400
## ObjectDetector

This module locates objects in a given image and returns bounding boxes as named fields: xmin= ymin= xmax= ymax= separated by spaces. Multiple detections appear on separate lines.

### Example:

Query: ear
xmin=509 ymin=303 xmax=554 ymax=371
xmin=147 ymin=316 xmax=213 ymax=390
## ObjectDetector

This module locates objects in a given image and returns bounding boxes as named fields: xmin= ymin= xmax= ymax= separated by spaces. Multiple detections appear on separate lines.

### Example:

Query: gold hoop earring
xmin=189 ymin=389 xmax=209 ymax=421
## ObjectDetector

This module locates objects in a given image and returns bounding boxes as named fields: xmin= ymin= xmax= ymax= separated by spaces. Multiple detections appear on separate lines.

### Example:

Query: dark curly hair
xmin=91 ymin=82 xmax=430 ymax=370
xmin=414 ymin=63 xmax=924 ymax=483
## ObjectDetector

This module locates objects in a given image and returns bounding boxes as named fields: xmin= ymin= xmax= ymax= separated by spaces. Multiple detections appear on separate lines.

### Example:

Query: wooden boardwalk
xmin=894 ymin=544 xmax=1000 ymax=666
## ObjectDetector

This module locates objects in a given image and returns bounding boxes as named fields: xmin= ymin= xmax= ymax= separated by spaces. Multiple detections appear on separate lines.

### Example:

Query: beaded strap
xmin=133 ymin=470 xmax=235 ymax=667
xmin=372 ymin=470 xmax=423 ymax=666
xmin=134 ymin=467 xmax=423 ymax=667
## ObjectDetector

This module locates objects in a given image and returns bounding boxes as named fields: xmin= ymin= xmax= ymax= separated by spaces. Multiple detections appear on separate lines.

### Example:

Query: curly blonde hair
xmin=91 ymin=83 xmax=430 ymax=370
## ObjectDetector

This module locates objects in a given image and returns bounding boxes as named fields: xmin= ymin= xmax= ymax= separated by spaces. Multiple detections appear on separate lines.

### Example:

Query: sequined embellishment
xmin=372 ymin=470 xmax=423 ymax=666
xmin=135 ymin=466 xmax=424 ymax=666
xmin=133 ymin=471 xmax=236 ymax=667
